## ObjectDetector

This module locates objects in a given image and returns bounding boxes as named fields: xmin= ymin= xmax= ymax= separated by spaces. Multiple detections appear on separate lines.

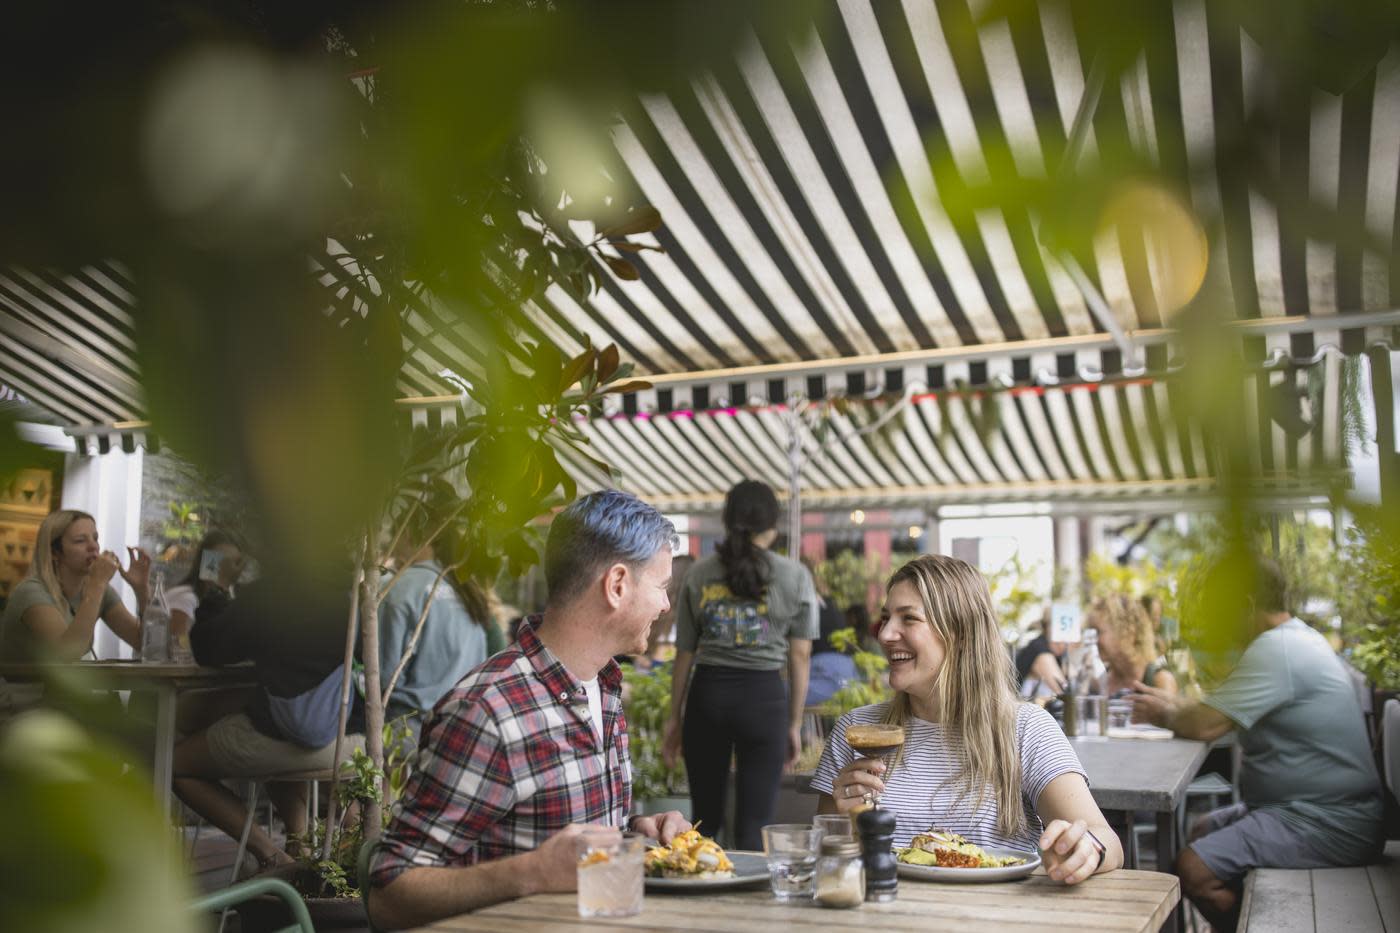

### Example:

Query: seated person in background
xmin=165 ymin=530 xmax=246 ymax=649
xmin=1015 ymin=607 xmax=1067 ymax=697
xmin=805 ymin=586 xmax=858 ymax=708
xmin=368 ymin=491 xmax=691 ymax=930
xmin=0 ymin=509 xmax=150 ymax=663
xmin=379 ymin=538 xmax=495 ymax=746
xmin=814 ymin=556 xmax=1123 ymax=886
xmin=1087 ymin=594 xmax=1177 ymax=698
xmin=1133 ymin=555 xmax=1383 ymax=933
xmin=173 ymin=566 xmax=363 ymax=871
xmin=165 ymin=531 xmax=255 ymax=733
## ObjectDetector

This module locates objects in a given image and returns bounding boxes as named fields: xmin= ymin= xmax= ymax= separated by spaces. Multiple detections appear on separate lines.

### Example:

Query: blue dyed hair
xmin=545 ymin=490 xmax=677 ymax=607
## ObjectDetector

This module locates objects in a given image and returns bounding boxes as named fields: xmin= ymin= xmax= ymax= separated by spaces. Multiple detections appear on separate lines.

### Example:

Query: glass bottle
xmin=814 ymin=834 xmax=864 ymax=908
xmin=140 ymin=571 xmax=171 ymax=663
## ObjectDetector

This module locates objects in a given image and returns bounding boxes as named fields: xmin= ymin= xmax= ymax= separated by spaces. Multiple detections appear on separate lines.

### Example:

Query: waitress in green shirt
xmin=662 ymin=480 xmax=818 ymax=850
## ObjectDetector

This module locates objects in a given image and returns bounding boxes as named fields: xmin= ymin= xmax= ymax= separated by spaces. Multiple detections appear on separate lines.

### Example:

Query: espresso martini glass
xmin=843 ymin=723 xmax=906 ymax=809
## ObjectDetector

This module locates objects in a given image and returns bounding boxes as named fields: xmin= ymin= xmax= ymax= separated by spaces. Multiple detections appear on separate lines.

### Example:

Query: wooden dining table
xmin=417 ymin=863 xmax=1180 ymax=933
xmin=0 ymin=659 xmax=255 ymax=812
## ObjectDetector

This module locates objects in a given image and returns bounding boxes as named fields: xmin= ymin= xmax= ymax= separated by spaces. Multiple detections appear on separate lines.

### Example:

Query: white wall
xmin=937 ymin=515 xmax=1056 ymax=597
xmin=61 ymin=448 xmax=144 ymax=659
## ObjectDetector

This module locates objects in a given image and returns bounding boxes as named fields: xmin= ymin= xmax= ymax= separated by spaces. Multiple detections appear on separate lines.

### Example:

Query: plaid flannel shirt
xmin=369 ymin=617 xmax=631 ymax=888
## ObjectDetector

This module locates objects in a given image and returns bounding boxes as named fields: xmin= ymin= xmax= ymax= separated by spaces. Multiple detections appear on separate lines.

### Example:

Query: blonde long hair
xmin=29 ymin=509 xmax=96 ymax=613
xmin=881 ymin=555 xmax=1024 ymax=837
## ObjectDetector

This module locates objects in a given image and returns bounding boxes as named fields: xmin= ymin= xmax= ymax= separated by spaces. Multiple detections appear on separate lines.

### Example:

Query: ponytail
xmin=717 ymin=480 xmax=781 ymax=601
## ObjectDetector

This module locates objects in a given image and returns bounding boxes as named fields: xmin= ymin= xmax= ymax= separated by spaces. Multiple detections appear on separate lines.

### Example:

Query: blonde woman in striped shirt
xmin=812 ymin=555 xmax=1123 ymax=885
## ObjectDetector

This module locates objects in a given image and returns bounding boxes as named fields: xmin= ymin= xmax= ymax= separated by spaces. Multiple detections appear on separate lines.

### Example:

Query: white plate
xmin=645 ymin=852 xmax=771 ymax=892
xmin=896 ymin=847 xmax=1041 ymax=883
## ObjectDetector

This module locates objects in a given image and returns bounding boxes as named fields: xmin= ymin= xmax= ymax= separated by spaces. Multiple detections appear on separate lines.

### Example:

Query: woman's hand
xmin=1039 ymin=818 xmax=1102 ymax=885
xmin=216 ymin=552 xmax=246 ymax=589
xmin=119 ymin=547 xmax=152 ymax=591
xmin=91 ymin=551 xmax=121 ymax=587
xmin=784 ymin=724 xmax=802 ymax=772
xmin=830 ymin=757 xmax=885 ymax=814
xmin=661 ymin=716 xmax=683 ymax=770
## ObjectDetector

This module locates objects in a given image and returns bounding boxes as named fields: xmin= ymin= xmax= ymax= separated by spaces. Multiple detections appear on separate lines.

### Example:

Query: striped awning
xmin=503 ymin=0 xmax=1400 ymax=374
xmin=405 ymin=338 xmax=1358 ymax=512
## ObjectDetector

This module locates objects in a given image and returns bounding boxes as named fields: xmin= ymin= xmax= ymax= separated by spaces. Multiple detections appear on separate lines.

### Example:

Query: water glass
xmin=576 ymin=830 xmax=644 ymax=919
xmin=814 ymin=813 xmax=853 ymax=839
xmin=1108 ymin=698 xmax=1134 ymax=731
xmin=762 ymin=824 xmax=822 ymax=900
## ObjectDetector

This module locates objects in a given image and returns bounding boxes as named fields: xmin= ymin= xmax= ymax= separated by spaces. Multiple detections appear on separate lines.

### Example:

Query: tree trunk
xmin=321 ymin=544 xmax=366 ymax=861
xmin=360 ymin=529 xmax=387 ymax=841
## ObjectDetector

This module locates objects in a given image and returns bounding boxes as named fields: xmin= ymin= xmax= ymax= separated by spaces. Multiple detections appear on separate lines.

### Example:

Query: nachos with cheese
xmin=644 ymin=828 xmax=735 ymax=879
xmin=895 ymin=828 xmax=1027 ymax=869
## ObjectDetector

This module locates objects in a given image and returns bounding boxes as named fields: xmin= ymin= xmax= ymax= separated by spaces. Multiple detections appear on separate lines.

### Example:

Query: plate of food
xmin=894 ymin=828 xmax=1040 ymax=883
xmin=643 ymin=829 xmax=769 ymax=891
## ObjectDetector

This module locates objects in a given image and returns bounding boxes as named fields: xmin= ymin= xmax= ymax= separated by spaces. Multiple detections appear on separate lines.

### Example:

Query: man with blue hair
xmin=369 ymin=490 xmax=690 ymax=929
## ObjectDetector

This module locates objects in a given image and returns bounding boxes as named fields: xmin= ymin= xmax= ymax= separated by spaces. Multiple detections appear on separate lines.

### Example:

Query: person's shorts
xmin=205 ymin=712 xmax=363 ymax=777
xmin=1189 ymin=803 xmax=1342 ymax=884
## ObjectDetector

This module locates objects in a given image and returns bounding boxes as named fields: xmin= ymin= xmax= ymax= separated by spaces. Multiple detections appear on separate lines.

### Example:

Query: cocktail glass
xmin=576 ymin=830 xmax=645 ymax=918
xmin=843 ymin=722 xmax=905 ymax=806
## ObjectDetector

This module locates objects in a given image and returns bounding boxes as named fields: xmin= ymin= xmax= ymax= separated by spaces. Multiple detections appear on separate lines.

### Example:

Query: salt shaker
xmin=814 ymin=835 xmax=863 ymax=909
xmin=856 ymin=806 xmax=898 ymax=903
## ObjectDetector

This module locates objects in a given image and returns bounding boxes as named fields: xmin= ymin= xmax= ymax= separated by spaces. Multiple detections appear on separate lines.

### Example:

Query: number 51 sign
xmin=1049 ymin=603 xmax=1083 ymax=644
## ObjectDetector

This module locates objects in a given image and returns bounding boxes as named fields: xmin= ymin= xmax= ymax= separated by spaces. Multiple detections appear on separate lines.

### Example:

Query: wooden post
xmin=1369 ymin=348 xmax=1397 ymax=508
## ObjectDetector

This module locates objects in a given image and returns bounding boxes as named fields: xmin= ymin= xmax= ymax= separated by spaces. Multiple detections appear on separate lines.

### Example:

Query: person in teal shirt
xmin=1133 ymin=556 xmax=1383 ymax=933
xmin=380 ymin=543 xmax=503 ymax=745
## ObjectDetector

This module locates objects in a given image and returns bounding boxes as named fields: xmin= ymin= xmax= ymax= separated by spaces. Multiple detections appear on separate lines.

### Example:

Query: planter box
xmin=636 ymin=795 xmax=692 ymax=820
xmin=226 ymin=865 xmax=369 ymax=933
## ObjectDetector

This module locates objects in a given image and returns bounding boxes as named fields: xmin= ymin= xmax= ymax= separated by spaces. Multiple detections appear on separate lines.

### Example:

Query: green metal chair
xmin=191 ymin=877 xmax=315 ymax=933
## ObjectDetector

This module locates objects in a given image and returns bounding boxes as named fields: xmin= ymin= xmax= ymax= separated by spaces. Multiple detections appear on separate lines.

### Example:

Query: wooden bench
xmin=1238 ymin=841 xmax=1400 ymax=932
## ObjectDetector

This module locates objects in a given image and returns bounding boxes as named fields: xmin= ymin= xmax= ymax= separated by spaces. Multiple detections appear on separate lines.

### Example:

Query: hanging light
xmin=850 ymin=509 xmax=865 ymax=525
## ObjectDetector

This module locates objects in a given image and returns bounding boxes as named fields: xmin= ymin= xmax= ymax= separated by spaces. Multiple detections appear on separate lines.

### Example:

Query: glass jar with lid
xmin=813 ymin=834 xmax=864 ymax=908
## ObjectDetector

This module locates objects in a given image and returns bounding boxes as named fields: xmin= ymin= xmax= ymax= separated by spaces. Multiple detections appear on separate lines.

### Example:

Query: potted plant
xmin=233 ymin=720 xmax=414 ymax=931
xmin=622 ymin=664 xmax=690 ymax=817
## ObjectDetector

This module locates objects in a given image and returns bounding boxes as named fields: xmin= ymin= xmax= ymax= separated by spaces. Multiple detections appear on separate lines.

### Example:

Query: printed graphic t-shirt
xmin=674 ymin=551 xmax=818 ymax=672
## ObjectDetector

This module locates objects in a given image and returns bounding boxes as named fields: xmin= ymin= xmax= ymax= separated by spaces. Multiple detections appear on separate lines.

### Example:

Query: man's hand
xmin=784 ymin=724 xmax=802 ymax=772
xmin=630 ymin=811 xmax=690 ymax=844
xmin=1039 ymin=819 xmax=1101 ymax=885
xmin=522 ymin=825 xmax=609 ymax=895
xmin=1130 ymin=680 xmax=1185 ymax=729
xmin=661 ymin=716 xmax=683 ymax=770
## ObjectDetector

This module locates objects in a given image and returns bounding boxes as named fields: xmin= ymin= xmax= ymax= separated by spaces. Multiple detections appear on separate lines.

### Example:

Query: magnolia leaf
xmin=603 ymin=379 xmax=653 ymax=395
xmin=610 ymin=241 xmax=665 ymax=254
xmin=597 ymin=205 xmax=662 ymax=238
xmin=598 ymin=344 xmax=620 ymax=382
xmin=603 ymin=255 xmax=640 ymax=281
xmin=559 ymin=347 xmax=596 ymax=393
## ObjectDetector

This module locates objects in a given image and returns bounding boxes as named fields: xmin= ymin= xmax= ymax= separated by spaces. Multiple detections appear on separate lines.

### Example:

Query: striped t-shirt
xmin=811 ymin=702 xmax=1086 ymax=852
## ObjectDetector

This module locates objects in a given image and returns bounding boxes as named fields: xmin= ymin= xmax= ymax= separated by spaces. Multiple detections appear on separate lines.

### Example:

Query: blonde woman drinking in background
xmin=812 ymin=555 xmax=1123 ymax=885
xmin=0 ymin=509 xmax=150 ymax=662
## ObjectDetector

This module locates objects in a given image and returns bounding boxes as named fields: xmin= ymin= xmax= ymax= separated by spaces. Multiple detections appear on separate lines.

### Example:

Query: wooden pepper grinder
xmin=856 ymin=806 xmax=898 ymax=903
